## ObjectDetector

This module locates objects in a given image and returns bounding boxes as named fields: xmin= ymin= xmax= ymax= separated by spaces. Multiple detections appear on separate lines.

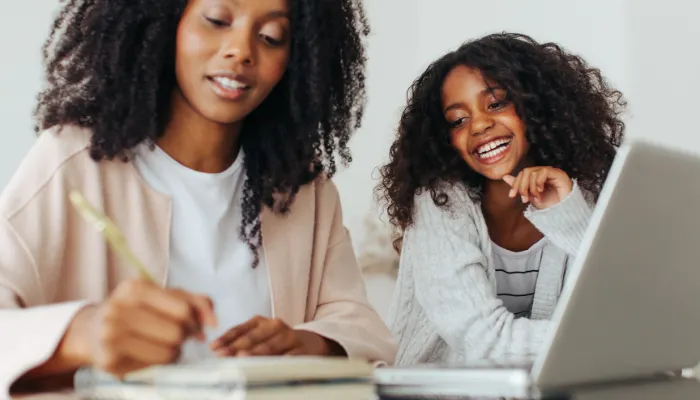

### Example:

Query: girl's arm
xmin=524 ymin=180 xmax=593 ymax=258
xmin=402 ymin=187 xmax=550 ymax=360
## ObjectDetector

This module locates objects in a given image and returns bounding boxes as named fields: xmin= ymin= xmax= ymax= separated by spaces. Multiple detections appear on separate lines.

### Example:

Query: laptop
xmin=375 ymin=137 xmax=700 ymax=398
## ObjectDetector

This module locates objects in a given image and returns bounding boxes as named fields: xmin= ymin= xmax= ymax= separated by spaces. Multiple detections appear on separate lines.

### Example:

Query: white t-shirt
xmin=132 ymin=144 xmax=271 ymax=361
xmin=492 ymin=238 xmax=547 ymax=318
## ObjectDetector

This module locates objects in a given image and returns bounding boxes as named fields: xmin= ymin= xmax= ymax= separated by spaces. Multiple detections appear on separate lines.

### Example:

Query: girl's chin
xmin=477 ymin=160 xmax=529 ymax=181
xmin=477 ymin=166 xmax=516 ymax=181
xmin=465 ymin=153 xmax=526 ymax=182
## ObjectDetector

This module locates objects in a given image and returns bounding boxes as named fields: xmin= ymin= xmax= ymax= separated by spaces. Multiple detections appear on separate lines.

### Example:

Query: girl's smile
xmin=471 ymin=134 xmax=514 ymax=165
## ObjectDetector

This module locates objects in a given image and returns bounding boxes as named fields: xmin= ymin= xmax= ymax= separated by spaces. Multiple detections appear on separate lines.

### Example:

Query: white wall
xmin=0 ymin=1 xmax=59 ymax=188
xmin=332 ymin=0 xmax=422 ymax=243
xmin=627 ymin=0 xmax=700 ymax=152
xmin=414 ymin=0 xmax=631 ymax=96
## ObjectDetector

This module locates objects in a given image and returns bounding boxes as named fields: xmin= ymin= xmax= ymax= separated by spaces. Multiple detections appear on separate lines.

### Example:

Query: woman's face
xmin=174 ymin=0 xmax=291 ymax=124
xmin=442 ymin=65 xmax=528 ymax=181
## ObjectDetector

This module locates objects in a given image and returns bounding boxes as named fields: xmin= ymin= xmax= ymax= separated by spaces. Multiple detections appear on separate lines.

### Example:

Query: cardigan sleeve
xmin=525 ymin=180 xmax=593 ymax=258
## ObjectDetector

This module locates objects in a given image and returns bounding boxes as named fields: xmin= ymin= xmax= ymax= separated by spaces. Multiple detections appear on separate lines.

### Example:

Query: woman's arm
xmin=0 ymin=218 xmax=92 ymax=396
xmin=403 ymin=188 xmax=550 ymax=360
xmin=293 ymin=181 xmax=397 ymax=364
xmin=0 ymin=299 xmax=93 ymax=394
xmin=294 ymin=229 xmax=398 ymax=364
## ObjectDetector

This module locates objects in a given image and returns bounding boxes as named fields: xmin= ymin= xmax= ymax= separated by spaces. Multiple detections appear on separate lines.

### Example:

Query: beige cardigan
xmin=0 ymin=126 xmax=396 ymax=396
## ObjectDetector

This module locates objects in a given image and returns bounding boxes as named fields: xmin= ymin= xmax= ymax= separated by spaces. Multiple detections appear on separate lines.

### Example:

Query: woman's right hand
xmin=76 ymin=278 xmax=217 ymax=377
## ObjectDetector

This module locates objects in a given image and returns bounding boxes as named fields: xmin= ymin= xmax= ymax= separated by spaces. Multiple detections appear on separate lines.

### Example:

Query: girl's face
xmin=174 ymin=0 xmax=291 ymax=125
xmin=442 ymin=65 xmax=528 ymax=181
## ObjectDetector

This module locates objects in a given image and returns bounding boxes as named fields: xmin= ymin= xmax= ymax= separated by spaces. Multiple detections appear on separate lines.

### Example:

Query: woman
xmin=377 ymin=33 xmax=626 ymax=365
xmin=0 ymin=0 xmax=395 ymax=394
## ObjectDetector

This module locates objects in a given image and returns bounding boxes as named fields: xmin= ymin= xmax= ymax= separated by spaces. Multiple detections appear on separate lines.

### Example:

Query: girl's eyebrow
xmin=444 ymin=88 xmax=503 ymax=113
xmin=443 ymin=102 xmax=464 ymax=113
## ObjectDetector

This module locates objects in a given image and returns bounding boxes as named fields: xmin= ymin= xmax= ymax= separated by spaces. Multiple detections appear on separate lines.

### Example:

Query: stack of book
xmin=74 ymin=356 xmax=375 ymax=400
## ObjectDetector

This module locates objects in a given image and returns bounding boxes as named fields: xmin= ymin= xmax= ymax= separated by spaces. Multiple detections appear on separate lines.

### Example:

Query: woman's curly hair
xmin=377 ymin=32 xmax=626 ymax=233
xmin=35 ymin=0 xmax=369 ymax=266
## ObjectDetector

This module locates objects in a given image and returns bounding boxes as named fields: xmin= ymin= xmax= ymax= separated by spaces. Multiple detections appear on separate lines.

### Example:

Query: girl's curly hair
xmin=35 ymin=0 xmax=369 ymax=266
xmin=377 ymin=32 xmax=626 ymax=232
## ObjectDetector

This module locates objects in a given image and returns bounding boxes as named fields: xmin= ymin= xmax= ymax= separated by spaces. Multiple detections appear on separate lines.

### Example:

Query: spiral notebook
xmin=73 ymin=356 xmax=375 ymax=400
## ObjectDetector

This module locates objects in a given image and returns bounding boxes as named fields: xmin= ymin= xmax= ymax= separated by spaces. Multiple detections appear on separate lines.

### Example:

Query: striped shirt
xmin=493 ymin=238 xmax=548 ymax=318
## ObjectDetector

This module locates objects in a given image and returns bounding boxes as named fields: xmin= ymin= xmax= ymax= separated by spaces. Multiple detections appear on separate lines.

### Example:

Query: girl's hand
xmin=210 ymin=316 xmax=343 ymax=357
xmin=503 ymin=167 xmax=573 ymax=210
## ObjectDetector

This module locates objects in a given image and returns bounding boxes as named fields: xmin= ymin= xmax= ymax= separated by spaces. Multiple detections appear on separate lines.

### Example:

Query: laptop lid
xmin=532 ymin=138 xmax=700 ymax=390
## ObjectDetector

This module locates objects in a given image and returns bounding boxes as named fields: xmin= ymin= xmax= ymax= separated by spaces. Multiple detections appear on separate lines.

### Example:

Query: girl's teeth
xmin=477 ymin=139 xmax=511 ymax=159
xmin=477 ymin=138 xmax=511 ymax=155
xmin=478 ymin=145 xmax=508 ymax=159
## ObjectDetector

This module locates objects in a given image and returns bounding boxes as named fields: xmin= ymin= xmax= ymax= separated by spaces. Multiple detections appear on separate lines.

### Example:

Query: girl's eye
xmin=450 ymin=117 xmax=469 ymax=127
xmin=488 ymin=100 xmax=507 ymax=110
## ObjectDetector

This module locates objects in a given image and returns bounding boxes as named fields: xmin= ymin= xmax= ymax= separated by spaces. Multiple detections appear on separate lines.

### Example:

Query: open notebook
xmin=74 ymin=356 xmax=375 ymax=400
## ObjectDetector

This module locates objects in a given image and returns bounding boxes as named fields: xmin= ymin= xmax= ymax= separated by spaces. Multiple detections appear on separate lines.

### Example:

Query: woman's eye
xmin=206 ymin=17 xmax=228 ymax=27
xmin=261 ymin=34 xmax=283 ymax=47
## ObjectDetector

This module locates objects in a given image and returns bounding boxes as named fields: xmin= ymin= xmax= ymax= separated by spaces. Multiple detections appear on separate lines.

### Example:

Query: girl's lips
xmin=472 ymin=138 xmax=513 ymax=165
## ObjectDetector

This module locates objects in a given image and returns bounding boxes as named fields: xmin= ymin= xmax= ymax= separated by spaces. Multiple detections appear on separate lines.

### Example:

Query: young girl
xmin=377 ymin=33 xmax=626 ymax=365
xmin=0 ymin=0 xmax=395 ymax=394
